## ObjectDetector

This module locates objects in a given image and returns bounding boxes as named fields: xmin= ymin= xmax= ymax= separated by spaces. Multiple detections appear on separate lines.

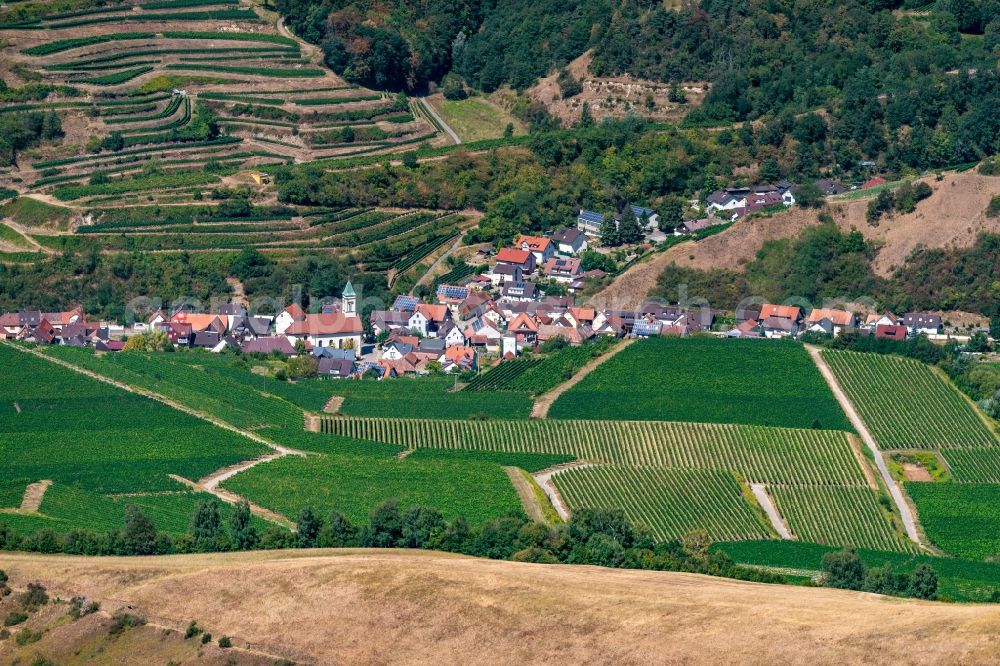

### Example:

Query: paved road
xmin=807 ymin=345 xmax=922 ymax=545
xmin=532 ymin=462 xmax=597 ymax=521
xmin=750 ymin=483 xmax=793 ymax=539
xmin=419 ymin=97 xmax=461 ymax=144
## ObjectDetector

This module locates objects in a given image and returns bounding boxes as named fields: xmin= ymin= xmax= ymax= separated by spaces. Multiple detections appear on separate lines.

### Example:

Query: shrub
xmin=19 ymin=583 xmax=48 ymax=610
xmin=68 ymin=597 xmax=99 ymax=620
xmin=821 ymin=548 xmax=865 ymax=590
xmin=986 ymin=195 xmax=1000 ymax=218
xmin=185 ymin=620 xmax=202 ymax=639
xmin=201 ymin=632 xmax=212 ymax=644
xmin=4 ymin=612 xmax=28 ymax=627
xmin=15 ymin=628 xmax=41 ymax=646
xmin=108 ymin=612 xmax=146 ymax=636
xmin=218 ymin=636 xmax=232 ymax=648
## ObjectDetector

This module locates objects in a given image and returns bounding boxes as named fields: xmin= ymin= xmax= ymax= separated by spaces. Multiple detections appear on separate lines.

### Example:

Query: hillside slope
xmin=3 ymin=549 xmax=1000 ymax=665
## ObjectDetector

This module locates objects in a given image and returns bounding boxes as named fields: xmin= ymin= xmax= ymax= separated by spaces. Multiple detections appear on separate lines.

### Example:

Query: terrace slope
xmin=3 ymin=549 xmax=1000 ymax=666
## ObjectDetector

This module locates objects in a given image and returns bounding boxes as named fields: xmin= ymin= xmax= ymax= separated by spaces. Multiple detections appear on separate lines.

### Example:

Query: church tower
xmin=342 ymin=281 xmax=357 ymax=316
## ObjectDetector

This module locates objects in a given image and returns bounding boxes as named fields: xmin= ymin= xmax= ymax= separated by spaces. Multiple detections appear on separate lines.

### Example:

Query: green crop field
xmin=323 ymin=417 xmax=867 ymax=485
xmin=824 ymin=350 xmax=998 ymax=449
xmin=548 ymin=337 xmax=852 ymax=431
xmin=770 ymin=486 xmax=917 ymax=552
xmin=464 ymin=339 xmax=615 ymax=395
xmin=222 ymin=436 xmax=524 ymax=526
xmin=906 ymin=483 xmax=1000 ymax=559
xmin=323 ymin=414 xmax=911 ymax=549
xmin=554 ymin=466 xmax=771 ymax=542
xmin=941 ymin=448 xmax=1000 ymax=483
xmin=715 ymin=540 xmax=1000 ymax=601
xmin=0 ymin=344 xmax=268 ymax=534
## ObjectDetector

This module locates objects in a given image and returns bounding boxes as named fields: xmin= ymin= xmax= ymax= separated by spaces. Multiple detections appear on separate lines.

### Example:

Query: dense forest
xmin=275 ymin=0 xmax=1000 ymax=178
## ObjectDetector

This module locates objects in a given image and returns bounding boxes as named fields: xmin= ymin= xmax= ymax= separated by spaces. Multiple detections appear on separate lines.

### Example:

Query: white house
xmin=551 ymin=228 xmax=588 ymax=255
xmin=275 ymin=303 xmax=306 ymax=335
xmin=904 ymin=312 xmax=942 ymax=336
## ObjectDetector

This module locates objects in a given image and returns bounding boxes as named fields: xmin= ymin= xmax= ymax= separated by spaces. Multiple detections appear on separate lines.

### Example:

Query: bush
xmin=201 ymin=632 xmax=212 ymax=644
xmin=4 ymin=612 xmax=28 ymax=627
xmin=821 ymin=548 xmax=865 ymax=590
xmin=185 ymin=620 xmax=202 ymax=639
xmin=15 ymin=628 xmax=41 ymax=646
xmin=218 ymin=635 xmax=232 ymax=648
xmin=108 ymin=612 xmax=146 ymax=636
xmin=19 ymin=583 xmax=48 ymax=610
xmin=986 ymin=195 xmax=1000 ymax=218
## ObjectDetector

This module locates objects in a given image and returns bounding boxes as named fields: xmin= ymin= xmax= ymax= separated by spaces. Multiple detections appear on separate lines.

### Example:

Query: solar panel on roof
xmin=437 ymin=285 xmax=468 ymax=300
xmin=392 ymin=295 xmax=419 ymax=311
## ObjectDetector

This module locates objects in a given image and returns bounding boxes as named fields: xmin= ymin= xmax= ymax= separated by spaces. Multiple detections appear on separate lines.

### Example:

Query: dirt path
xmin=419 ymin=97 xmax=461 ymax=144
xmin=170 ymin=473 xmax=294 ymax=530
xmin=17 ymin=480 xmax=52 ymax=512
xmin=531 ymin=339 xmax=635 ymax=418
xmin=225 ymin=276 xmax=248 ymax=308
xmin=505 ymin=467 xmax=553 ymax=523
xmin=749 ymin=483 xmax=793 ymax=540
xmin=531 ymin=462 xmax=598 ymax=521
xmin=806 ymin=345 xmax=922 ymax=546
xmin=323 ymin=396 xmax=344 ymax=414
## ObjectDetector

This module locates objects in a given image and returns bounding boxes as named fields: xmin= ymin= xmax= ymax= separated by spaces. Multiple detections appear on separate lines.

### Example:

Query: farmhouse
xmin=759 ymin=304 xmax=803 ymax=339
xmin=904 ymin=312 xmax=942 ymax=336
xmin=516 ymin=235 xmax=556 ymax=263
xmin=806 ymin=308 xmax=857 ymax=337
xmin=496 ymin=247 xmax=537 ymax=274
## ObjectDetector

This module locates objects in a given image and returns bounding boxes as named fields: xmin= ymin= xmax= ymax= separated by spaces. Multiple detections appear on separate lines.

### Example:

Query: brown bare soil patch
xmin=903 ymin=463 xmax=933 ymax=482
xmin=526 ymin=50 xmax=707 ymax=125
xmin=4 ymin=549 xmax=1000 ymax=665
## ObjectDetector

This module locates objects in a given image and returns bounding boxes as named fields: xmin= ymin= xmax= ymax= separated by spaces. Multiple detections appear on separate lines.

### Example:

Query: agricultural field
xmin=0 ymin=0 xmax=447 ymax=287
xmin=548 ymin=337 xmax=852 ymax=431
xmin=716 ymin=539 xmax=1000 ymax=602
xmin=0 ymin=344 xmax=268 ymax=534
xmin=463 ymin=338 xmax=615 ymax=395
xmin=554 ymin=466 xmax=771 ymax=542
xmin=222 ymin=436 xmax=524 ymax=526
xmin=322 ymin=414 xmax=909 ymax=547
xmin=823 ymin=350 xmax=998 ymax=449
xmin=905 ymin=483 xmax=1000 ymax=560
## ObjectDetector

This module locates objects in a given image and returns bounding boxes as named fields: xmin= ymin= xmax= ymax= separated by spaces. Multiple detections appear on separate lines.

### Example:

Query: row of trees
xmin=0 ymin=498 xmax=943 ymax=601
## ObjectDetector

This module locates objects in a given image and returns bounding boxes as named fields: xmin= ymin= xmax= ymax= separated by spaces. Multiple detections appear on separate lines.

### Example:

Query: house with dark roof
xmin=241 ymin=336 xmax=297 ymax=356
xmin=904 ymin=312 xmax=942 ymax=336
xmin=551 ymin=227 xmax=588 ymax=255
xmin=499 ymin=281 xmax=539 ymax=303
xmin=541 ymin=257 xmax=582 ymax=283
xmin=487 ymin=262 xmax=523 ymax=286
xmin=814 ymin=178 xmax=848 ymax=195
xmin=317 ymin=357 xmax=356 ymax=378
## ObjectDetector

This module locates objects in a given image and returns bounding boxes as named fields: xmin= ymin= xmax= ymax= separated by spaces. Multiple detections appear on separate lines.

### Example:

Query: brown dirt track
xmin=3 ymin=549 xmax=1000 ymax=665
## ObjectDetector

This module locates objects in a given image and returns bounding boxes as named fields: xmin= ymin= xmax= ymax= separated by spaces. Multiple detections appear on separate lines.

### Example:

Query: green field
xmin=222 ymin=436 xmax=524 ymax=526
xmin=0 ymin=344 xmax=268 ymax=534
xmin=554 ymin=466 xmax=771 ymax=542
xmin=463 ymin=339 xmax=615 ymax=395
xmin=426 ymin=95 xmax=525 ymax=142
xmin=942 ymin=448 xmax=1000 ymax=483
xmin=548 ymin=337 xmax=852 ymax=431
xmin=716 ymin=540 xmax=1000 ymax=601
xmin=906 ymin=483 xmax=1000 ymax=559
xmin=824 ymin=350 xmax=998 ymax=449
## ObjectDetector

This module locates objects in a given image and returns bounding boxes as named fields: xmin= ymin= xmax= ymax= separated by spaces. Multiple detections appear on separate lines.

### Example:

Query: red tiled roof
xmin=496 ymin=248 xmax=532 ymax=265
xmin=284 ymin=313 xmax=362 ymax=336
xmin=807 ymin=308 xmax=854 ymax=327
xmin=759 ymin=304 xmax=802 ymax=321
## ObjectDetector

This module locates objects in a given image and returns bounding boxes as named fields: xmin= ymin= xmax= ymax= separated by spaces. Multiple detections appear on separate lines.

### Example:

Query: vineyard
xmin=320 ymin=414 xmax=911 ymax=548
xmin=554 ymin=466 xmax=771 ymax=542
xmin=823 ymin=350 xmax=999 ymax=450
xmin=463 ymin=338 xmax=615 ymax=395
xmin=0 ymin=344 xmax=268 ymax=534
xmin=822 ymin=349 xmax=1000 ymax=559
xmin=548 ymin=337 xmax=853 ymax=431
xmin=0 ymin=0 xmax=447 ymax=287
xmin=222 ymin=436 xmax=525 ymax=527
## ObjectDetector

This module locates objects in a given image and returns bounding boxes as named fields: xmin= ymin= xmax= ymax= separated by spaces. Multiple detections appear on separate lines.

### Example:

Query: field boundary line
xmin=170 ymin=473 xmax=295 ymax=530
xmin=531 ymin=461 xmax=599 ymax=521
xmin=806 ymin=345 xmax=922 ymax=546
xmin=418 ymin=96 xmax=460 ymax=144
xmin=18 ymin=479 xmax=53 ymax=512
xmin=846 ymin=434 xmax=878 ymax=489
xmin=530 ymin=338 xmax=635 ymax=418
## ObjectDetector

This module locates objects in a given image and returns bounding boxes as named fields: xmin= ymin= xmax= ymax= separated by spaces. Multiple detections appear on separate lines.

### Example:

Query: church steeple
xmin=342 ymin=281 xmax=357 ymax=315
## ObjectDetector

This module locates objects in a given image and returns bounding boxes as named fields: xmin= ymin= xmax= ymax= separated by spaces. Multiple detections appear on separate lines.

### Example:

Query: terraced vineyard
xmin=0 ymin=0 xmax=446 ymax=277
xmin=554 ymin=466 xmax=771 ymax=542
xmin=321 ymin=415 xmax=906 ymax=548
xmin=0 ymin=344 xmax=268 ymax=534
xmin=823 ymin=350 xmax=998 ymax=450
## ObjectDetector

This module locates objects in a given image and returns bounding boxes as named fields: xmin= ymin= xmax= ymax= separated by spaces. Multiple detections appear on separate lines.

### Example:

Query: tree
xmin=617 ymin=214 xmax=644 ymax=245
xmin=229 ymin=501 xmax=259 ymax=550
xmin=296 ymin=506 xmax=322 ymax=548
xmin=668 ymin=81 xmax=686 ymax=104
xmin=317 ymin=511 xmax=357 ymax=547
xmin=399 ymin=506 xmax=445 ymax=548
xmin=863 ymin=562 xmax=910 ymax=596
xmin=362 ymin=500 xmax=403 ymax=547
xmin=759 ymin=157 xmax=781 ymax=183
xmin=658 ymin=196 xmax=685 ymax=232
xmin=907 ymin=564 xmax=938 ymax=600
xmin=794 ymin=182 xmax=825 ymax=208
xmin=190 ymin=500 xmax=223 ymax=551
xmin=821 ymin=548 xmax=866 ymax=590
xmin=402 ymin=151 xmax=419 ymax=168
xmin=599 ymin=216 xmax=620 ymax=247
xmin=123 ymin=505 xmax=159 ymax=555
xmin=100 ymin=131 xmax=125 ymax=152
xmin=440 ymin=72 xmax=467 ymax=100
xmin=40 ymin=111 xmax=62 ymax=141
xmin=578 ymin=103 xmax=594 ymax=128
